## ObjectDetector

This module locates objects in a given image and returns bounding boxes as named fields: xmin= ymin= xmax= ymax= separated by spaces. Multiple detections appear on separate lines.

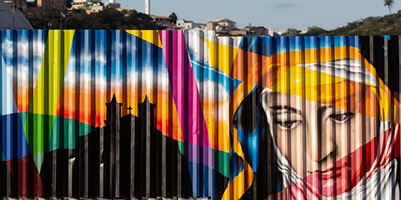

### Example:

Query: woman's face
xmin=261 ymin=91 xmax=378 ymax=178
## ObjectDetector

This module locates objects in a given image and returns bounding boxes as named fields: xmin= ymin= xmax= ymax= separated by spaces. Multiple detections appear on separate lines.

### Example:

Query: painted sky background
xmin=118 ymin=0 xmax=401 ymax=30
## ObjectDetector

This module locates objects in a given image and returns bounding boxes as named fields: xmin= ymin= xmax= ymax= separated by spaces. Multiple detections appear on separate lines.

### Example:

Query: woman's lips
xmin=320 ymin=162 xmax=348 ymax=180
xmin=307 ymin=162 xmax=349 ymax=183
xmin=307 ymin=162 xmax=349 ymax=189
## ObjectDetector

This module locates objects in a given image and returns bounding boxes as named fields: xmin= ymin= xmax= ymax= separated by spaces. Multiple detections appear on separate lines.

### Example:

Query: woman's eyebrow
xmin=269 ymin=106 xmax=302 ymax=114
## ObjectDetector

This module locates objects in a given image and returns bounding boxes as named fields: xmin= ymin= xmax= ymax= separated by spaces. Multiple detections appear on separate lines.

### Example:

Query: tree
xmin=281 ymin=28 xmax=302 ymax=36
xmin=168 ymin=12 xmax=177 ymax=24
xmin=25 ymin=8 xmax=160 ymax=29
xmin=384 ymin=0 xmax=395 ymax=14
xmin=304 ymin=26 xmax=328 ymax=36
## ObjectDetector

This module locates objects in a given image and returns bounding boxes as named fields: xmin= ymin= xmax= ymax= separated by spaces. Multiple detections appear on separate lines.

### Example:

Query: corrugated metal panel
xmin=0 ymin=30 xmax=401 ymax=199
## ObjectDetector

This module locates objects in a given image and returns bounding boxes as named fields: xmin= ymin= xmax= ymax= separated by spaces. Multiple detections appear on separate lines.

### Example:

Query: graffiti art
xmin=0 ymin=30 xmax=400 ymax=199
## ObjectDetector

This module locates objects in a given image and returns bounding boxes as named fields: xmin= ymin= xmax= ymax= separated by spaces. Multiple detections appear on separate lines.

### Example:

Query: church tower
xmin=105 ymin=94 xmax=122 ymax=132
xmin=104 ymin=94 xmax=122 ymax=197
xmin=138 ymin=96 xmax=155 ymax=127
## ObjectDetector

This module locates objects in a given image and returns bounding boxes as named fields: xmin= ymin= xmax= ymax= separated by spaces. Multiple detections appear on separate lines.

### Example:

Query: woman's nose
xmin=306 ymin=119 xmax=337 ymax=162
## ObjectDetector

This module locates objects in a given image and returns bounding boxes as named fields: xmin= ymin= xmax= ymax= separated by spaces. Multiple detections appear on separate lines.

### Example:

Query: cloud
xmin=2 ymin=36 xmax=45 ymax=59
xmin=64 ymin=70 xmax=107 ymax=90
xmin=5 ymin=66 xmax=29 ymax=85
xmin=128 ymin=69 xmax=170 ymax=90
xmin=200 ymin=80 xmax=229 ymax=101
xmin=272 ymin=2 xmax=298 ymax=9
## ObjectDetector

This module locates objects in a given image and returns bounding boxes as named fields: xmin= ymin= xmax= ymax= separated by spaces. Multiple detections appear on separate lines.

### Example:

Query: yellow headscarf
xmin=223 ymin=36 xmax=401 ymax=199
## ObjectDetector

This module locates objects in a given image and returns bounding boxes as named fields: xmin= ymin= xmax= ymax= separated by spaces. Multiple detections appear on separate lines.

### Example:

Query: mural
xmin=0 ymin=30 xmax=401 ymax=199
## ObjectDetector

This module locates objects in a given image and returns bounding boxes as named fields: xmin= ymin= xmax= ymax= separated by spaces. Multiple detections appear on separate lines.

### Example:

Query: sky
xmin=117 ymin=0 xmax=401 ymax=31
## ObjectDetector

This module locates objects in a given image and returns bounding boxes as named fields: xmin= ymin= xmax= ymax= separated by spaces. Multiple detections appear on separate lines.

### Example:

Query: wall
xmin=1 ymin=30 xmax=401 ymax=199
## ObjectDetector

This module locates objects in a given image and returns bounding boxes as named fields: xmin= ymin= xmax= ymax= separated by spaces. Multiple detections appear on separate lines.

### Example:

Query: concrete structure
xmin=242 ymin=26 xmax=279 ymax=36
xmin=37 ymin=0 xmax=65 ymax=10
xmin=267 ymin=27 xmax=280 ymax=36
xmin=70 ymin=2 xmax=85 ymax=9
xmin=70 ymin=0 xmax=86 ymax=9
xmin=145 ymin=0 xmax=149 ymax=15
xmin=85 ymin=3 xmax=103 ymax=13
xmin=71 ymin=0 xmax=121 ymax=11
xmin=229 ymin=29 xmax=248 ymax=36
xmin=206 ymin=18 xmax=236 ymax=30
xmin=31 ymin=0 xmax=66 ymax=16
xmin=206 ymin=18 xmax=237 ymax=35
xmin=176 ymin=19 xmax=202 ymax=29
xmin=150 ymin=15 xmax=174 ymax=28
xmin=0 ymin=0 xmax=33 ymax=29
xmin=104 ymin=0 xmax=120 ymax=9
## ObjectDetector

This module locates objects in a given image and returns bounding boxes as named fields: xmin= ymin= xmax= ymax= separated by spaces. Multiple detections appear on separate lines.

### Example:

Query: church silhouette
xmin=40 ymin=94 xmax=193 ymax=198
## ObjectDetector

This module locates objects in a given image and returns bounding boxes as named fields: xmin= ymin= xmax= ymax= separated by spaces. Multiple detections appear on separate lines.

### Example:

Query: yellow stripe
xmin=27 ymin=30 xmax=75 ymax=156
xmin=222 ymin=128 xmax=254 ymax=200
xmin=222 ymin=81 xmax=255 ymax=199
xmin=205 ymin=39 xmax=238 ymax=75
xmin=125 ymin=30 xmax=162 ymax=48
xmin=33 ymin=30 xmax=75 ymax=115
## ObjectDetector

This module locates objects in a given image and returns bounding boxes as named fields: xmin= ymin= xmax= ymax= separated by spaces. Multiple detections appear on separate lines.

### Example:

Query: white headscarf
xmin=260 ymin=89 xmax=398 ymax=199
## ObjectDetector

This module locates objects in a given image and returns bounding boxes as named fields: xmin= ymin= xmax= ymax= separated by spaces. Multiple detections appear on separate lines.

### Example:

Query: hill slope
xmin=288 ymin=10 xmax=401 ymax=36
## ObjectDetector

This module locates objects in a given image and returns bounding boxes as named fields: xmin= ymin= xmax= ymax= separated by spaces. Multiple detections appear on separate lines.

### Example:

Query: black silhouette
xmin=40 ymin=95 xmax=193 ymax=198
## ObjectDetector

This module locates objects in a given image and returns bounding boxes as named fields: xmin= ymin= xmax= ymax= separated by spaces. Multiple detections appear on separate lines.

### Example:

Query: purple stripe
xmin=159 ymin=30 xmax=214 ymax=168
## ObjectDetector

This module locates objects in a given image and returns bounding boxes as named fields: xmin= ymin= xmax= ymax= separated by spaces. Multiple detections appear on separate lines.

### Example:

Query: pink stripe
xmin=159 ymin=30 xmax=214 ymax=168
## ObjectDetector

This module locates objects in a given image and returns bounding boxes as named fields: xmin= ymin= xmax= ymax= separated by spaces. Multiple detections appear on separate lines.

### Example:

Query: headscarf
xmin=228 ymin=36 xmax=401 ymax=199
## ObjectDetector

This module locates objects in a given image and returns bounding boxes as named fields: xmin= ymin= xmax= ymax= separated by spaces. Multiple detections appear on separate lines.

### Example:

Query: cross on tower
xmin=127 ymin=106 xmax=133 ymax=115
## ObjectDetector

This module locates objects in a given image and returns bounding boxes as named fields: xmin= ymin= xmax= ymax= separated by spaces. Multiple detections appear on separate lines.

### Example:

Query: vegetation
xmin=280 ymin=28 xmax=302 ymax=36
xmin=384 ymin=0 xmax=395 ymax=14
xmin=24 ymin=5 xmax=401 ymax=35
xmin=285 ymin=10 xmax=401 ymax=36
xmin=303 ymin=26 xmax=329 ymax=36
xmin=168 ymin=12 xmax=178 ymax=24
xmin=25 ymin=8 xmax=160 ymax=29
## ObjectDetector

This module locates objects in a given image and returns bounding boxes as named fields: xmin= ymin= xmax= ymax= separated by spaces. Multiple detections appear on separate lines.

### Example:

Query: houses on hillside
xmin=176 ymin=18 xmax=283 ymax=36
xmin=2 ymin=0 xmax=288 ymax=35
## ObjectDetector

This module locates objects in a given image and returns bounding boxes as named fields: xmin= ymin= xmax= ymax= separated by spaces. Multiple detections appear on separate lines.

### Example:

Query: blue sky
xmin=117 ymin=0 xmax=401 ymax=30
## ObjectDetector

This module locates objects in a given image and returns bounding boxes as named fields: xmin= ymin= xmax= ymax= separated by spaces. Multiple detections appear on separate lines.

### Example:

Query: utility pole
xmin=12 ymin=0 xmax=15 ymax=29
xmin=59 ymin=6 xmax=62 ymax=29
xmin=44 ymin=0 xmax=48 ymax=29
xmin=59 ymin=0 xmax=65 ymax=29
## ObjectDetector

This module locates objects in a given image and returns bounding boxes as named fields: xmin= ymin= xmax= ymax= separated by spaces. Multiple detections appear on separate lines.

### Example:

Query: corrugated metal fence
xmin=1 ymin=30 xmax=401 ymax=199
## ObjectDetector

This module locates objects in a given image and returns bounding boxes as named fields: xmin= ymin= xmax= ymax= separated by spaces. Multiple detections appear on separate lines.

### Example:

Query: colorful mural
xmin=0 ymin=30 xmax=401 ymax=199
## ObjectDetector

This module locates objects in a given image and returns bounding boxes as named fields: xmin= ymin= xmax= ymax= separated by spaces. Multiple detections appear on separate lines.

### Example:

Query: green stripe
xmin=214 ymin=148 xmax=230 ymax=177
xmin=23 ymin=30 xmax=75 ymax=156
xmin=22 ymin=30 xmax=75 ymax=172
xmin=19 ymin=112 xmax=93 ymax=154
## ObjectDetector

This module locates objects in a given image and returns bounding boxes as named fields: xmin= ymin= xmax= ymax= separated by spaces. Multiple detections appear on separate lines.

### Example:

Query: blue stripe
xmin=239 ymin=36 xmax=360 ymax=56
xmin=191 ymin=61 xmax=241 ymax=93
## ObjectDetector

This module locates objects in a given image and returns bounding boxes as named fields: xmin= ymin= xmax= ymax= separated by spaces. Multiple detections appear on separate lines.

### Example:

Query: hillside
xmin=292 ymin=10 xmax=401 ymax=36
xmin=25 ymin=8 xmax=160 ymax=29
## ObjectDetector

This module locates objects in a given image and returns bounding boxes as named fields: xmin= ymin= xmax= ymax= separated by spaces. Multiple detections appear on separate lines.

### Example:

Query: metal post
xmin=59 ymin=6 xmax=62 ymax=29
xmin=12 ymin=0 xmax=15 ymax=29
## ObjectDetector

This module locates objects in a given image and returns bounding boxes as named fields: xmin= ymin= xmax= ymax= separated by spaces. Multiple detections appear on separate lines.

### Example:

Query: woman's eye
xmin=329 ymin=113 xmax=355 ymax=123
xmin=274 ymin=120 xmax=301 ymax=129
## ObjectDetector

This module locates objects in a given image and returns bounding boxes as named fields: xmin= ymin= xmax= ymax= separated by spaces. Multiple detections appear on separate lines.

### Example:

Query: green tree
xmin=26 ymin=7 xmax=161 ymax=29
xmin=281 ymin=28 xmax=302 ymax=36
xmin=304 ymin=26 xmax=328 ymax=36
xmin=168 ymin=12 xmax=177 ymax=24
xmin=384 ymin=0 xmax=395 ymax=14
